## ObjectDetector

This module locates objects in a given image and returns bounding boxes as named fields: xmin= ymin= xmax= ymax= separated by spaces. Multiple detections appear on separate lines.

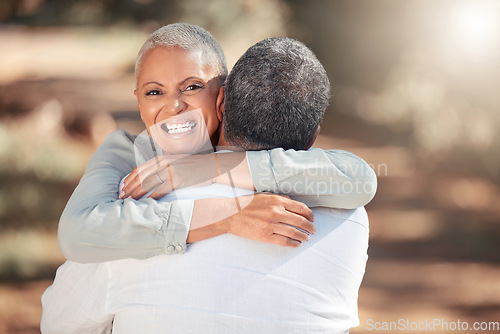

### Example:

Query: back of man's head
xmin=223 ymin=37 xmax=330 ymax=150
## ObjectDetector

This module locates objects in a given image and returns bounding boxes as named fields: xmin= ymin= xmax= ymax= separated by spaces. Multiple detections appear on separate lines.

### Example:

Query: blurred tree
xmin=0 ymin=0 xmax=179 ymax=26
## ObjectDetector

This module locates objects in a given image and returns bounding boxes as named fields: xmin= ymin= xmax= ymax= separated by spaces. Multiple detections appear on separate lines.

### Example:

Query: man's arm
xmin=41 ymin=262 xmax=113 ymax=333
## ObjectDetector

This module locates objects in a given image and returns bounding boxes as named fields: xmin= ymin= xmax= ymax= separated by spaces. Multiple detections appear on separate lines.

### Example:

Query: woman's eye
xmin=145 ymin=90 xmax=162 ymax=96
xmin=185 ymin=84 xmax=203 ymax=91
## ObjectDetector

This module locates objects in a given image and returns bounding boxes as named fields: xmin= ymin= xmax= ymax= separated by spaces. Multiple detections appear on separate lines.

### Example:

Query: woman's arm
xmin=246 ymin=148 xmax=377 ymax=209
xmin=59 ymin=130 xmax=314 ymax=263
xmin=58 ymin=130 xmax=193 ymax=262
xmin=122 ymin=148 xmax=377 ymax=209
xmin=187 ymin=193 xmax=315 ymax=247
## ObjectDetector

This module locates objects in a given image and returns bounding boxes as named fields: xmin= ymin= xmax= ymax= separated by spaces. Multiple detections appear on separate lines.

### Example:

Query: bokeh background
xmin=1 ymin=0 xmax=500 ymax=332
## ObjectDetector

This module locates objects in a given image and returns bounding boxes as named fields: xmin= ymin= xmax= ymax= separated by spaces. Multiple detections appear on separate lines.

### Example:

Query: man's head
xmin=222 ymin=37 xmax=330 ymax=150
xmin=135 ymin=23 xmax=228 ymax=84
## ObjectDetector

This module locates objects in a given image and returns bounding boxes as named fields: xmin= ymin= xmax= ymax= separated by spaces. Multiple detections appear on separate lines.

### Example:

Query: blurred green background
xmin=1 ymin=0 xmax=499 ymax=333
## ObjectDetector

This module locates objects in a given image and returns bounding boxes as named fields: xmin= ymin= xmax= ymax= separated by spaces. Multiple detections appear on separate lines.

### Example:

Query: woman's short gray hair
xmin=135 ymin=23 xmax=227 ymax=82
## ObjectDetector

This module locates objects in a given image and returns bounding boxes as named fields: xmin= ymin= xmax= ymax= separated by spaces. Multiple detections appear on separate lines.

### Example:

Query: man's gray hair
xmin=135 ymin=23 xmax=227 ymax=82
xmin=223 ymin=37 xmax=331 ymax=150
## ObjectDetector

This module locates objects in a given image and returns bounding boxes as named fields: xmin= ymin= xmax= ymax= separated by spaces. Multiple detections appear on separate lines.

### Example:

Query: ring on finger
xmin=154 ymin=173 xmax=164 ymax=184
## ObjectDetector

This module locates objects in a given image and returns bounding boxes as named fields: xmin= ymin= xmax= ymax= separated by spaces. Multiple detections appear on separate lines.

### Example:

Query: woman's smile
xmin=161 ymin=120 xmax=198 ymax=135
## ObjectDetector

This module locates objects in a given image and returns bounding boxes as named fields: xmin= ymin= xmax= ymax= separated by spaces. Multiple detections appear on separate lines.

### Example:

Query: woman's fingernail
xmin=119 ymin=191 xmax=124 ymax=199
xmin=120 ymin=183 xmax=124 ymax=191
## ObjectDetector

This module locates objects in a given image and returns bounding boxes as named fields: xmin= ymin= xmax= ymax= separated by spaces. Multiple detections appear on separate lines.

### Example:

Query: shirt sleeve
xmin=246 ymin=148 xmax=377 ymax=209
xmin=41 ymin=261 xmax=113 ymax=334
xmin=58 ymin=130 xmax=193 ymax=264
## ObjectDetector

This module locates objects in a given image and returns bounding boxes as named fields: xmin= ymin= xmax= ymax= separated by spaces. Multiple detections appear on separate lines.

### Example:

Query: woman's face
xmin=135 ymin=46 xmax=222 ymax=154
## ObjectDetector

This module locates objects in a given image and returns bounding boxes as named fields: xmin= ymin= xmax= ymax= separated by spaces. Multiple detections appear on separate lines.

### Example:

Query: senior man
xmin=42 ymin=37 xmax=371 ymax=333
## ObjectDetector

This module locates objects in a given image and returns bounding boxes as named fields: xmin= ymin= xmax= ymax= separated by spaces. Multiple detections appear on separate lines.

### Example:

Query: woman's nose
xmin=162 ymin=95 xmax=186 ymax=115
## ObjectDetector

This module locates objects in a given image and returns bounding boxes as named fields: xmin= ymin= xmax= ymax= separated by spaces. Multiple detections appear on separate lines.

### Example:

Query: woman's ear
xmin=216 ymin=86 xmax=224 ymax=122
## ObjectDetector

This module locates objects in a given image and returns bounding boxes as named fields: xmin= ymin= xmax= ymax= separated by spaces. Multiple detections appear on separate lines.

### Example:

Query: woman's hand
xmin=120 ymin=154 xmax=219 ymax=200
xmin=226 ymin=193 xmax=316 ymax=247
xmin=188 ymin=193 xmax=316 ymax=247
xmin=120 ymin=151 xmax=252 ymax=200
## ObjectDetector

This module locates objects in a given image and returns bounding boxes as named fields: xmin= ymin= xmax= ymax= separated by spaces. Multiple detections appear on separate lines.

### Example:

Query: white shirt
xmin=42 ymin=184 xmax=369 ymax=334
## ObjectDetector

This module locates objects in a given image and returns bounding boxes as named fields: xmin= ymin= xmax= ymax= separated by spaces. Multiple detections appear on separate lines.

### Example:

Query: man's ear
xmin=305 ymin=125 xmax=320 ymax=149
xmin=216 ymin=86 xmax=224 ymax=122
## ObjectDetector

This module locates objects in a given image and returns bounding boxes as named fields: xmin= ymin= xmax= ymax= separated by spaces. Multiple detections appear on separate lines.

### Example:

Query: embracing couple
xmin=41 ymin=23 xmax=377 ymax=333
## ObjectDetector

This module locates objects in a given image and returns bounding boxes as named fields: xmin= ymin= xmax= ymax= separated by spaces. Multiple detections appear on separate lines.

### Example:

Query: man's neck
xmin=216 ymin=125 xmax=228 ymax=147
xmin=215 ymin=127 xmax=245 ymax=152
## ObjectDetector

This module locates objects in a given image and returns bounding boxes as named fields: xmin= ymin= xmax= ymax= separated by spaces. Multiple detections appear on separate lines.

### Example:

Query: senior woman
xmin=58 ymin=23 xmax=376 ymax=264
